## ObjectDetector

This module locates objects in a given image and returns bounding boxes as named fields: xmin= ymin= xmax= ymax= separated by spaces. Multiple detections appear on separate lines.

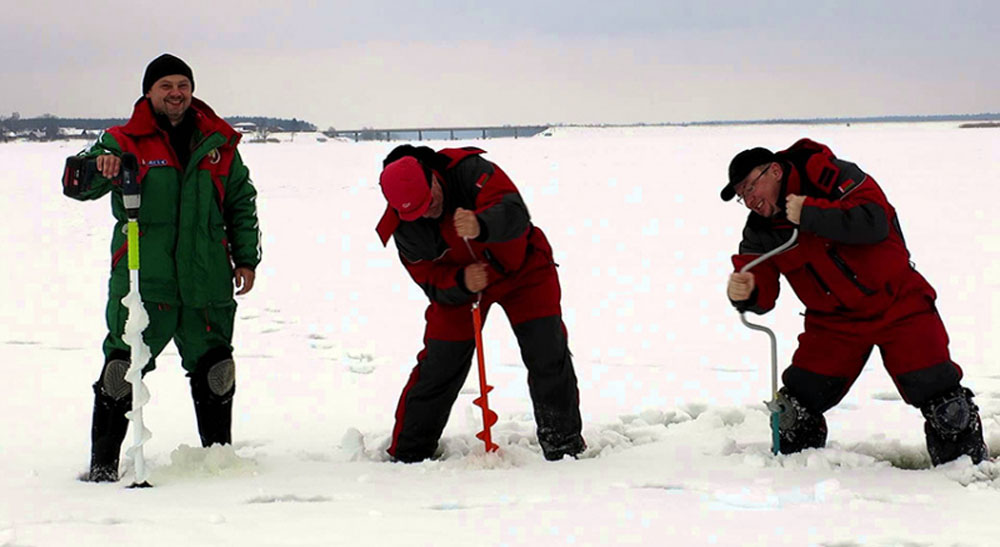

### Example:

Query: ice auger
xmin=461 ymin=235 xmax=499 ymax=454
xmin=737 ymin=228 xmax=798 ymax=455
xmin=471 ymin=299 xmax=499 ymax=453
xmin=118 ymin=153 xmax=154 ymax=487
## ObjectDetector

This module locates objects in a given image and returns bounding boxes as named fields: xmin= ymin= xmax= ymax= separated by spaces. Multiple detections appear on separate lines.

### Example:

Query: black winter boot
xmin=86 ymin=357 xmax=132 ymax=482
xmin=921 ymin=387 xmax=989 ymax=465
xmin=540 ymin=434 xmax=586 ymax=461
xmin=189 ymin=349 xmax=236 ymax=447
xmin=775 ymin=387 xmax=828 ymax=455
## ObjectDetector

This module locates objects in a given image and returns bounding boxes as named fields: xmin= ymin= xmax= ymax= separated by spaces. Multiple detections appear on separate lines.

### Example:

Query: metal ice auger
xmin=118 ymin=153 xmax=154 ymax=487
xmin=737 ymin=229 xmax=798 ymax=455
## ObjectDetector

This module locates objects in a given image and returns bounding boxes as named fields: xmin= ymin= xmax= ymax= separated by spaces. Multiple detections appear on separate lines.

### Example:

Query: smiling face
xmin=735 ymin=162 xmax=783 ymax=217
xmin=145 ymin=75 xmax=192 ymax=126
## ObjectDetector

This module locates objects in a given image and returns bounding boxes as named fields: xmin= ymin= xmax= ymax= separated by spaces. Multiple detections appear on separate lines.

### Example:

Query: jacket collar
xmin=376 ymin=205 xmax=400 ymax=246
xmin=121 ymin=97 xmax=239 ymax=145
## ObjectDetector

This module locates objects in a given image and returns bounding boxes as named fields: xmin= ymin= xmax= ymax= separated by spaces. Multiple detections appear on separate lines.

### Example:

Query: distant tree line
xmin=1 ymin=112 xmax=72 ymax=141
xmin=958 ymin=121 xmax=1000 ymax=129
xmin=227 ymin=116 xmax=316 ymax=132
xmin=1 ymin=113 xmax=316 ymax=138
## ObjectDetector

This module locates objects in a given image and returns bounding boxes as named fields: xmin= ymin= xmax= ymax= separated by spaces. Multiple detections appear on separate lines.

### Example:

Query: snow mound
xmin=339 ymin=407 xmax=697 ymax=467
xmin=149 ymin=443 xmax=258 ymax=483
xmin=338 ymin=401 xmax=1000 ymax=490
xmin=584 ymin=408 xmax=694 ymax=457
xmin=936 ymin=458 xmax=1000 ymax=489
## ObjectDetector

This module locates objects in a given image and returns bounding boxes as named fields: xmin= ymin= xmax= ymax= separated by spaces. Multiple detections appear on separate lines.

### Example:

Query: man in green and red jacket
xmin=65 ymin=54 xmax=262 ymax=481
xmin=376 ymin=145 xmax=584 ymax=462
xmin=723 ymin=138 xmax=986 ymax=465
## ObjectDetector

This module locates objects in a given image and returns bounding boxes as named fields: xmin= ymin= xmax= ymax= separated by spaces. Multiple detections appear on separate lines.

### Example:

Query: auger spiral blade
xmin=471 ymin=302 xmax=499 ymax=453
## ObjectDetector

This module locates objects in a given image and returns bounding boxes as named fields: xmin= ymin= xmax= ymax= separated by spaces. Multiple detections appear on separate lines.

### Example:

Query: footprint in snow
xmin=633 ymin=483 xmax=686 ymax=492
xmin=246 ymin=494 xmax=332 ymax=504
xmin=343 ymin=352 xmax=375 ymax=374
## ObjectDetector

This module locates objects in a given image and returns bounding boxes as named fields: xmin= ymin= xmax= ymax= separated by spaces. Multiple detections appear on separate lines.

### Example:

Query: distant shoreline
xmin=566 ymin=113 xmax=1000 ymax=128
xmin=3 ymin=114 xmax=998 ymax=144
xmin=3 ymin=112 xmax=999 ymax=133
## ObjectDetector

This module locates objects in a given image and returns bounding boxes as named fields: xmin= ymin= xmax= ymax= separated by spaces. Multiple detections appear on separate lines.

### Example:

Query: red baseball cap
xmin=380 ymin=156 xmax=431 ymax=221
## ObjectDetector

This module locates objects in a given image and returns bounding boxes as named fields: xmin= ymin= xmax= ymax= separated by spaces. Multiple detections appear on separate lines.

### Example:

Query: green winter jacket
xmin=70 ymin=97 xmax=261 ymax=307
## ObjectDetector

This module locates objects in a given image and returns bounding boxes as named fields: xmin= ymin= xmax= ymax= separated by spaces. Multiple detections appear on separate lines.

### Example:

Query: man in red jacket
xmin=376 ymin=145 xmax=584 ymax=463
xmin=723 ymin=139 xmax=987 ymax=465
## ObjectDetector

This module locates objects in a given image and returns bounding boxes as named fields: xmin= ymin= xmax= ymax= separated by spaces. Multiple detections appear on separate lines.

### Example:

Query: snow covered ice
xmin=1 ymin=122 xmax=999 ymax=545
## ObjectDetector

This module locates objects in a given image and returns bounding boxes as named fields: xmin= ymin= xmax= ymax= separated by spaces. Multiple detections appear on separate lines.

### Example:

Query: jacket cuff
xmin=730 ymin=288 xmax=759 ymax=312
xmin=454 ymin=268 xmax=474 ymax=294
xmin=474 ymin=217 xmax=489 ymax=242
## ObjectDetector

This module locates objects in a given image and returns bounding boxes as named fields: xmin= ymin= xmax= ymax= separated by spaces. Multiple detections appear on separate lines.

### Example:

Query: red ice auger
xmin=462 ymin=235 xmax=499 ymax=454
xmin=471 ymin=298 xmax=499 ymax=453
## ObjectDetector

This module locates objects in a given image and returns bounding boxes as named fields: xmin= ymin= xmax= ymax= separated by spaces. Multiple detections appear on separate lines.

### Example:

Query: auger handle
xmin=737 ymin=229 xmax=798 ymax=455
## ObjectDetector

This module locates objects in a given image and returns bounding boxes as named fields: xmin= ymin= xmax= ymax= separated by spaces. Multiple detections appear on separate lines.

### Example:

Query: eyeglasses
xmin=736 ymin=163 xmax=771 ymax=205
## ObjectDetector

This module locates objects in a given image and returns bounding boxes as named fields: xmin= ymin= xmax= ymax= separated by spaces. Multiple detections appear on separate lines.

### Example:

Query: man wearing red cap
xmin=376 ymin=145 xmax=584 ymax=463
xmin=723 ymin=138 xmax=987 ymax=465
xmin=64 ymin=53 xmax=262 ymax=481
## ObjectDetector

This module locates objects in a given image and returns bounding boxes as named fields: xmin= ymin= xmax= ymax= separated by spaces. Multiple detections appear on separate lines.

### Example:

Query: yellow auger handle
xmin=127 ymin=221 xmax=139 ymax=270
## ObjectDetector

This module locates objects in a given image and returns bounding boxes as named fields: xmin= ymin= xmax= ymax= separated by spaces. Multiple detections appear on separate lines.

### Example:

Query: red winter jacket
xmin=376 ymin=147 xmax=538 ymax=306
xmin=732 ymin=139 xmax=932 ymax=319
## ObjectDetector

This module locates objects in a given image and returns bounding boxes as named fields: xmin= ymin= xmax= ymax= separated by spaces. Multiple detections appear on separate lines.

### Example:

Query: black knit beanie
xmin=142 ymin=53 xmax=194 ymax=95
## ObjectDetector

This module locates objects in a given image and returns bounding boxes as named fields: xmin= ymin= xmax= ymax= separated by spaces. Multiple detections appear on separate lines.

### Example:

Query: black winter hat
xmin=142 ymin=53 xmax=194 ymax=95
xmin=721 ymin=147 xmax=775 ymax=201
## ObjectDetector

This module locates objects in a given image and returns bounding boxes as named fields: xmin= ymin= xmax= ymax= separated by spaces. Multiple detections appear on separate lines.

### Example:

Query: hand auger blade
xmin=471 ymin=301 xmax=499 ymax=453
xmin=737 ymin=229 xmax=798 ymax=456
xmin=120 ymin=151 xmax=154 ymax=486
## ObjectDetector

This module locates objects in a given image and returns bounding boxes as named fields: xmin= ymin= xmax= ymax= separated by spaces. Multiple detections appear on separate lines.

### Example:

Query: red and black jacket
xmin=376 ymin=147 xmax=534 ymax=306
xmin=732 ymin=139 xmax=925 ymax=318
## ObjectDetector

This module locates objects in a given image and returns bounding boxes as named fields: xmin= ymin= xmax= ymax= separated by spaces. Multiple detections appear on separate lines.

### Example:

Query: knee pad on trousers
xmin=205 ymin=358 xmax=235 ymax=397
xmin=98 ymin=358 xmax=132 ymax=401
xmin=776 ymin=387 xmax=828 ymax=454
xmin=190 ymin=349 xmax=236 ymax=403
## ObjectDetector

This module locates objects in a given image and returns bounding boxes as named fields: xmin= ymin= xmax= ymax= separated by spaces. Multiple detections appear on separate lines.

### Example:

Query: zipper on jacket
xmin=185 ymin=133 xmax=225 ymax=178
xmin=827 ymin=248 xmax=877 ymax=295
xmin=482 ymin=249 xmax=507 ymax=276
xmin=805 ymin=263 xmax=833 ymax=295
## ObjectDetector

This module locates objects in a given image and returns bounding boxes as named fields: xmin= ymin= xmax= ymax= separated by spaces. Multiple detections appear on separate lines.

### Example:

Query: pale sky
xmin=1 ymin=0 xmax=997 ymax=129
